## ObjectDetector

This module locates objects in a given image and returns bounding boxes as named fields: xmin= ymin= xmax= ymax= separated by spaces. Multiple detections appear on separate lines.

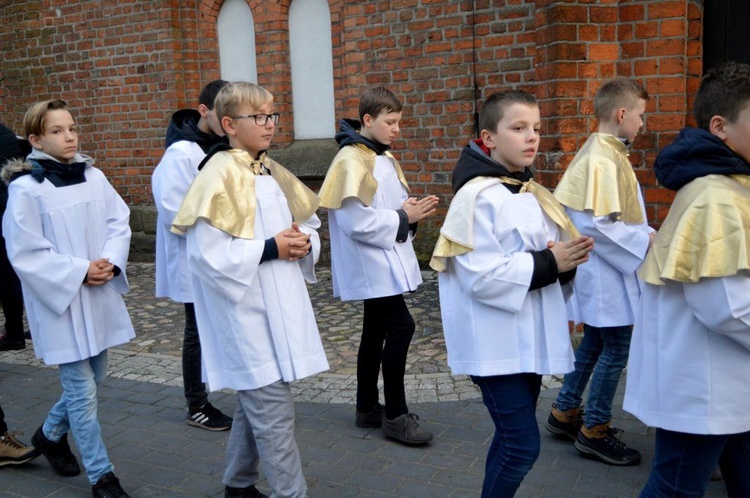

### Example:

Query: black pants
xmin=0 ymin=229 xmax=24 ymax=342
xmin=357 ymin=294 xmax=415 ymax=420
xmin=183 ymin=303 xmax=208 ymax=409
xmin=0 ymin=404 xmax=7 ymax=434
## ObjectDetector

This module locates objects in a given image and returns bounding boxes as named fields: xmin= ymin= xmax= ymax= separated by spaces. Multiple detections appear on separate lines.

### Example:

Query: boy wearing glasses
xmin=152 ymin=79 xmax=234 ymax=432
xmin=319 ymin=87 xmax=438 ymax=445
xmin=172 ymin=82 xmax=328 ymax=498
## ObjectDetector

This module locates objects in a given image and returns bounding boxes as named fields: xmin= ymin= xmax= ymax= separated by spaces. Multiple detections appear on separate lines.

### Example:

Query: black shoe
xmin=31 ymin=426 xmax=81 ymax=476
xmin=187 ymin=402 xmax=232 ymax=431
xmin=355 ymin=403 xmax=384 ymax=428
xmin=225 ymin=484 xmax=269 ymax=498
xmin=545 ymin=403 xmax=583 ymax=442
xmin=382 ymin=413 xmax=433 ymax=445
xmin=92 ymin=472 xmax=130 ymax=498
xmin=0 ymin=336 xmax=25 ymax=351
xmin=574 ymin=425 xmax=641 ymax=466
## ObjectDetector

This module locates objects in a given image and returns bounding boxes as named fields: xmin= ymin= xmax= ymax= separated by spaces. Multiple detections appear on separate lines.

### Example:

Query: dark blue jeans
xmin=641 ymin=428 xmax=750 ymax=497
xmin=471 ymin=373 xmax=542 ymax=498
xmin=555 ymin=324 xmax=632 ymax=427
xmin=183 ymin=303 xmax=208 ymax=409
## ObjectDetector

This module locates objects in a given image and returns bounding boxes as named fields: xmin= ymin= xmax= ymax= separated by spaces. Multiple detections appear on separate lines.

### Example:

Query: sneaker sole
xmin=381 ymin=429 xmax=433 ymax=445
xmin=574 ymin=440 xmax=642 ymax=466
xmin=186 ymin=419 xmax=231 ymax=431
xmin=544 ymin=421 xmax=577 ymax=441
xmin=0 ymin=449 xmax=42 ymax=467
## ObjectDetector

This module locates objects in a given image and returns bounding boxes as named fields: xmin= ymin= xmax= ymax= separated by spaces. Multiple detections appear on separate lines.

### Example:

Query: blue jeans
xmin=641 ymin=428 xmax=750 ymax=497
xmin=43 ymin=350 xmax=113 ymax=484
xmin=554 ymin=324 xmax=632 ymax=428
xmin=471 ymin=373 xmax=542 ymax=498
xmin=183 ymin=303 xmax=208 ymax=409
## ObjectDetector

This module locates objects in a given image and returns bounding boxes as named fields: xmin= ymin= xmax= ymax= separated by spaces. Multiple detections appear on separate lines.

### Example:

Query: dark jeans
xmin=183 ymin=303 xmax=208 ymax=409
xmin=555 ymin=324 xmax=633 ymax=427
xmin=0 ymin=231 xmax=24 ymax=342
xmin=357 ymin=294 xmax=415 ymax=420
xmin=641 ymin=428 xmax=750 ymax=498
xmin=0 ymin=404 xmax=7 ymax=434
xmin=471 ymin=373 xmax=542 ymax=498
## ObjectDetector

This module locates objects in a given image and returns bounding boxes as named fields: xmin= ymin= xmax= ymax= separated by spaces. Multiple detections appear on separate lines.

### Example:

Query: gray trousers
xmin=223 ymin=381 xmax=307 ymax=498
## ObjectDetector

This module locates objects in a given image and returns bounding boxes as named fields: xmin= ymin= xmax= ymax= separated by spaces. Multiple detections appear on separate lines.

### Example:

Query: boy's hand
xmin=547 ymin=236 xmax=594 ymax=272
xmin=275 ymin=223 xmax=312 ymax=261
xmin=85 ymin=258 xmax=115 ymax=286
xmin=402 ymin=195 xmax=439 ymax=223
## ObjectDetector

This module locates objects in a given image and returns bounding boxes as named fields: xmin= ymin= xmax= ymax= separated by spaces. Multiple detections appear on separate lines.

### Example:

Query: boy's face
xmin=717 ymin=103 xmax=750 ymax=164
xmin=28 ymin=109 xmax=78 ymax=164
xmin=222 ymin=101 xmax=276 ymax=158
xmin=360 ymin=110 xmax=402 ymax=146
xmin=199 ymin=104 xmax=225 ymax=137
xmin=481 ymin=103 xmax=540 ymax=172
xmin=616 ymin=98 xmax=646 ymax=142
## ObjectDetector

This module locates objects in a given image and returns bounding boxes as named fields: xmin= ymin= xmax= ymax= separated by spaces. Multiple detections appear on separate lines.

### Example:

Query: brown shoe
xmin=0 ymin=431 xmax=41 ymax=467
xmin=545 ymin=403 xmax=583 ymax=441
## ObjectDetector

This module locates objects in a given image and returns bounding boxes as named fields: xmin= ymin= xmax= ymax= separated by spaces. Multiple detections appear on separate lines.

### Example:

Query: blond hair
xmin=214 ymin=82 xmax=274 ymax=129
xmin=22 ymin=99 xmax=71 ymax=137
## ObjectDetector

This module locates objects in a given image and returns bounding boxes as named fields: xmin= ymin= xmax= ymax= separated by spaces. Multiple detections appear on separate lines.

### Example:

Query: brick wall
xmin=1 ymin=0 xmax=704 ymax=262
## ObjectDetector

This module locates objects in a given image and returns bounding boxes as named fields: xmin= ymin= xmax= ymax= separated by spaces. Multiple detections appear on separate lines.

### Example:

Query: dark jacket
xmin=654 ymin=127 xmax=750 ymax=191
xmin=165 ymin=109 xmax=226 ymax=153
xmin=452 ymin=139 xmax=532 ymax=194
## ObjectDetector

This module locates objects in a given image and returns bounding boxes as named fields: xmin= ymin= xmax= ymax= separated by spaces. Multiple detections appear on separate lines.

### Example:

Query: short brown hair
xmin=479 ymin=90 xmax=537 ymax=133
xmin=694 ymin=61 xmax=750 ymax=130
xmin=359 ymin=87 xmax=403 ymax=122
xmin=593 ymin=78 xmax=648 ymax=121
xmin=22 ymin=99 xmax=71 ymax=138
xmin=214 ymin=82 xmax=274 ymax=132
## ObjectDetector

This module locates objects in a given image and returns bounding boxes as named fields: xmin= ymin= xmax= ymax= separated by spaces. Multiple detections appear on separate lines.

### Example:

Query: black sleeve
xmin=260 ymin=237 xmax=279 ymax=263
xmin=112 ymin=265 xmax=121 ymax=277
xmin=558 ymin=267 xmax=577 ymax=286
xmin=395 ymin=209 xmax=410 ymax=243
xmin=529 ymin=248 xmax=559 ymax=291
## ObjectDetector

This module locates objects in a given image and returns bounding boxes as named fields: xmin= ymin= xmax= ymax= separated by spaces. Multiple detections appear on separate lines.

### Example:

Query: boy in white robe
xmin=172 ymin=82 xmax=328 ymax=498
xmin=152 ymin=79 xmax=233 ymax=431
xmin=545 ymin=78 xmax=654 ymax=466
xmin=1 ymin=100 xmax=134 ymax=497
xmin=431 ymin=90 xmax=594 ymax=496
xmin=625 ymin=61 xmax=750 ymax=497
xmin=318 ymin=87 xmax=439 ymax=445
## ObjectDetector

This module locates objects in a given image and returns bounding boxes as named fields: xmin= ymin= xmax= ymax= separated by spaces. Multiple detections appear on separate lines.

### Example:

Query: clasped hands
xmin=274 ymin=222 xmax=312 ymax=261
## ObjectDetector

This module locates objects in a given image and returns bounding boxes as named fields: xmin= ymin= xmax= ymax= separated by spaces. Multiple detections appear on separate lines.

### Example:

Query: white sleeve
xmin=451 ymin=194 xmax=534 ymax=314
xmin=683 ymin=274 xmax=750 ymax=350
xmin=296 ymin=212 xmax=321 ymax=283
xmin=332 ymin=197 xmax=400 ymax=250
xmin=570 ymin=209 xmax=651 ymax=274
xmin=99 ymin=176 xmax=132 ymax=295
xmin=185 ymin=220 xmax=265 ymax=304
xmin=152 ymin=145 xmax=196 ymax=238
xmin=2 ymin=184 xmax=89 ymax=315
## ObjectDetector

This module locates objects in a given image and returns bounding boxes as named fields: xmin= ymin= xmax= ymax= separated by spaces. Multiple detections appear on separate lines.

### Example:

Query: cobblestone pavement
xmin=0 ymin=262 xmax=565 ymax=403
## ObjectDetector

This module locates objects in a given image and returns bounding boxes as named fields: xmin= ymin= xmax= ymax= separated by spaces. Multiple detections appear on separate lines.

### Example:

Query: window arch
xmin=217 ymin=0 xmax=258 ymax=83
xmin=289 ymin=0 xmax=335 ymax=139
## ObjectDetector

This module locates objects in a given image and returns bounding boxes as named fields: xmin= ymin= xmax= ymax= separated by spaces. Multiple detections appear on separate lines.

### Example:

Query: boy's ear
xmin=480 ymin=129 xmax=496 ymax=150
xmin=27 ymin=134 xmax=42 ymax=150
xmin=361 ymin=113 xmax=373 ymax=128
xmin=197 ymin=103 xmax=210 ymax=118
xmin=221 ymin=116 xmax=236 ymax=136
xmin=615 ymin=107 xmax=627 ymax=124
xmin=709 ymin=115 xmax=728 ymax=141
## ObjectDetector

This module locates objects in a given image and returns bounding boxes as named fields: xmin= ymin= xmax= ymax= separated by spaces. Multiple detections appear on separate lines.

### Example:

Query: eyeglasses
xmin=232 ymin=113 xmax=280 ymax=126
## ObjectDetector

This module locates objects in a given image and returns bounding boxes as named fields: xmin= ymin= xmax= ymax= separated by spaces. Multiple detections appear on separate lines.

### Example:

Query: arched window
xmin=218 ymin=0 xmax=258 ymax=83
xmin=289 ymin=0 xmax=335 ymax=139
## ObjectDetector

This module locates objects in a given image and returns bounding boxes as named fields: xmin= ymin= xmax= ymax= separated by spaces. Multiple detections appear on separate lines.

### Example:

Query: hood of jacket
xmin=165 ymin=109 xmax=226 ymax=153
xmin=654 ymin=127 xmax=750 ymax=191
xmin=452 ymin=139 xmax=532 ymax=194
xmin=334 ymin=118 xmax=390 ymax=155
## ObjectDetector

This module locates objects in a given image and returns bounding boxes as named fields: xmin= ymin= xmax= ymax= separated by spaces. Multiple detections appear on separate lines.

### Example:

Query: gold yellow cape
xmin=318 ymin=143 xmax=409 ymax=209
xmin=171 ymin=149 xmax=320 ymax=240
xmin=430 ymin=176 xmax=579 ymax=272
xmin=553 ymin=133 xmax=644 ymax=224
xmin=639 ymin=174 xmax=750 ymax=285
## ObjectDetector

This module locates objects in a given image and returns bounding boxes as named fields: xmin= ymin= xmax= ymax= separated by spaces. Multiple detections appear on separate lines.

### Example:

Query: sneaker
xmin=225 ymin=484 xmax=269 ymax=498
xmin=355 ymin=403 xmax=384 ymax=428
xmin=382 ymin=413 xmax=433 ymax=445
xmin=0 ymin=336 xmax=25 ymax=351
xmin=31 ymin=426 xmax=81 ymax=476
xmin=92 ymin=472 xmax=130 ymax=498
xmin=574 ymin=424 xmax=642 ymax=466
xmin=0 ymin=431 xmax=41 ymax=467
xmin=187 ymin=402 xmax=232 ymax=431
xmin=545 ymin=403 xmax=583 ymax=441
